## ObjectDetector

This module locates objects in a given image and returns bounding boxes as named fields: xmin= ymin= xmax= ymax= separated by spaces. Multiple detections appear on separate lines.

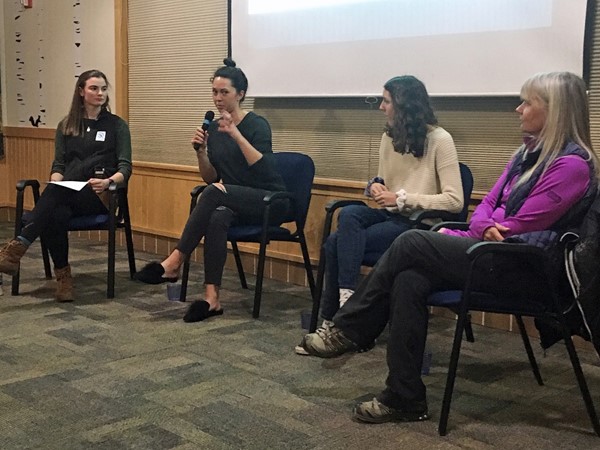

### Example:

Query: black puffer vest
xmin=62 ymin=108 xmax=120 ymax=181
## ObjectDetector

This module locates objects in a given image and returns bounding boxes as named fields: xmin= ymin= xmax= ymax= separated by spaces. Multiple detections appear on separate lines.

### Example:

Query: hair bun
xmin=223 ymin=58 xmax=237 ymax=68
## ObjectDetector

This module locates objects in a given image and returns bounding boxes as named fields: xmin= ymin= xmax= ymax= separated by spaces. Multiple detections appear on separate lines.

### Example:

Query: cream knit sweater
xmin=376 ymin=126 xmax=463 ymax=216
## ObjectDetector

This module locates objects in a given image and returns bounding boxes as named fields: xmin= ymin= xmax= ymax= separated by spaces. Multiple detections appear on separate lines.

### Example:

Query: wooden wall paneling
xmin=0 ymin=144 xmax=8 ymax=206
xmin=127 ymin=162 xmax=205 ymax=237
xmin=1 ymin=129 xmax=55 ymax=210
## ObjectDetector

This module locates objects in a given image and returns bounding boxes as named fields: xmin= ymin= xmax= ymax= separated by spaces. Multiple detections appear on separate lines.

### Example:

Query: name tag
xmin=95 ymin=131 xmax=106 ymax=142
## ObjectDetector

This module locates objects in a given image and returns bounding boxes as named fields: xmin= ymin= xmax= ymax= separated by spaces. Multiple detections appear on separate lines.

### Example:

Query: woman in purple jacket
xmin=297 ymin=72 xmax=599 ymax=424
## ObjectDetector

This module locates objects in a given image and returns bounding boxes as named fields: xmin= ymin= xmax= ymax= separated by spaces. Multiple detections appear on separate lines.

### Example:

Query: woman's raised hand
xmin=218 ymin=111 xmax=237 ymax=135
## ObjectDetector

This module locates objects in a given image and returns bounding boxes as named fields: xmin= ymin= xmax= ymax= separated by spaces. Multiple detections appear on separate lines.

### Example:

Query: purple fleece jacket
xmin=443 ymin=154 xmax=590 ymax=240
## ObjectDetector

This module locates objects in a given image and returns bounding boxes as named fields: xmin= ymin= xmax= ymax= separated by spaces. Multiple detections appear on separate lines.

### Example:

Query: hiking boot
xmin=353 ymin=397 xmax=429 ymax=424
xmin=0 ymin=239 xmax=28 ymax=276
xmin=294 ymin=319 xmax=334 ymax=355
xmin=55 ymin=265 xmax=74 ymax=302
xmin=301 ymin=324 xmax=361 ymax=358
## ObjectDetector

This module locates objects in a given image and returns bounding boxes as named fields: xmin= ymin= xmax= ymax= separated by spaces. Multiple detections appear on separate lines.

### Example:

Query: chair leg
xmin=449 ymin=307 xmax=475 ymax=343
xmin=11 ymin=266 xmax=20 ymax=295
xmin=40 ymin=238 xmax=52 ymax=279
xmin=107 ymin=228 xmax=116 ymax=299
xmin=562 ymin=328 xmax=600 ymax=436
xmin=299 ymin=235 xmax=315 ymax=298
xmin=310 ymin=244 xmax=327 ymax=333
xmin=179 ymin=255 xmax=191 ymax=302
xmin=515 ymin=315 xmax=543 ymax=386
xmin=231 ymin=241 xmax=248 ymax=289
xmin=438 ymin=307 xmax=468 ymax=436
xmin=124 ymin=225 xmax=136 ymax=278
xmin=253 ymin=240 xmax=268 ymax=319
xmin=464 ymin=313 xmax=475 ymax=343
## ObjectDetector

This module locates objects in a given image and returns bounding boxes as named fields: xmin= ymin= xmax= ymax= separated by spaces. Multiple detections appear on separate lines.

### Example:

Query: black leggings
xmin=176 ymin=184 xmax=289 ymax=286
xmin=20 ymin=184 xmax=108 ymax=269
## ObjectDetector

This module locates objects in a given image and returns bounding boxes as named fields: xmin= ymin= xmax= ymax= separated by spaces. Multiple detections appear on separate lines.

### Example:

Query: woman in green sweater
xmin=0 ymin=69 xmax=132 ymax=302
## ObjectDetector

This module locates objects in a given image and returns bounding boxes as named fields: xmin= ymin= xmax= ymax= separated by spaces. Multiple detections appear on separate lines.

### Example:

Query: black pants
xmin=20 ymin=184 xmax=108 ymax=269
xmin=333 ymin=229 xmax=480 ymax=408
xmin=176 ymin=184 xmax=289 ymax=286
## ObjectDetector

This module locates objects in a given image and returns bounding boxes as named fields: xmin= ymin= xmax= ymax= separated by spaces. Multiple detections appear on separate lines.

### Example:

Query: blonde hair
xmin=517 ymin=72 xmax=599 ymax=183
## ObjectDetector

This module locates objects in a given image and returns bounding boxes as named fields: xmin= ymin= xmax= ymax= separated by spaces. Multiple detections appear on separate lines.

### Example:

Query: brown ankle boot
xmin=0 ymin=239 xmax=28 ymax=276
xmin=55 ymin=265 xmax=74 ymax=302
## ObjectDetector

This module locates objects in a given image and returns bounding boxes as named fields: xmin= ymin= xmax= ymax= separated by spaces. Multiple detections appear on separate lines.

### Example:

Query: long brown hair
xmin=60 ymin=69 xmax=110 ymax=136
xmin=383 ymin=75 xmax=438 ymax=157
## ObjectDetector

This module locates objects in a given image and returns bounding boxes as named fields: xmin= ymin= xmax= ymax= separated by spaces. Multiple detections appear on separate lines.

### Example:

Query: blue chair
xmin=430 ymin=222 xmax=600 ymax=436
xmin=11 ymin=179 xmax=136 ymax=298
xmin=179 ymin=152 xmax=316 ymax=318
xmin=309 ymin=162 xmax=474 ymax=333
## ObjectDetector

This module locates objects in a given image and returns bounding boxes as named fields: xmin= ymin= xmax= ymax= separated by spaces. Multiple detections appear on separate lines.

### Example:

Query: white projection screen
xmin=231 ymin=0 xmax=590 ymax=97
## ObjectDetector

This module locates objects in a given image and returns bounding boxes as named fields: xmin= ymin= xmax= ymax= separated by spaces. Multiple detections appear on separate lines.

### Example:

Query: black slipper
xmin=183 ymin=300 xmax=224 ymax=322
xmin=134 ymin=261 xmax=178 ymax=285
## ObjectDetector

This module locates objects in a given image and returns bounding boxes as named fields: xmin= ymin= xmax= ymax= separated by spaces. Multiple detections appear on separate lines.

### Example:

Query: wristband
xmin=395 ymin=189 xmax=407 ymax=211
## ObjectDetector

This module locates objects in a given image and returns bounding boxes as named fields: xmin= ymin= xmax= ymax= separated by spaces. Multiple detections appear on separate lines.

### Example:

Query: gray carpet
xmin=0 ymin=222 xmax=599 ymax=449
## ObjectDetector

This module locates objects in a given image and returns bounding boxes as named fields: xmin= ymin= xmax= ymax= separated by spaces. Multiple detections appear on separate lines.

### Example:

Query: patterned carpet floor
xmin=0 ymin=222 xmax=600 ymax=449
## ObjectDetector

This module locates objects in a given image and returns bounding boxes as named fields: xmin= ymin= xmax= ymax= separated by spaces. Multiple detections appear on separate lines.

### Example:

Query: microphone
xmin=193 ymin=110 xmax=215 ymax=150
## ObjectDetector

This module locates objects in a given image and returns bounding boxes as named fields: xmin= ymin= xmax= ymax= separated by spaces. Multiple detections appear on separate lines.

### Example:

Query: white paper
xmin=48 ymin=181 xmax=88 ymax=191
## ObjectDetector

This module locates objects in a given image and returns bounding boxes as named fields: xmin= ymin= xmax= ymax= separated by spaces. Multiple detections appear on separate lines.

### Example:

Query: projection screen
xmin=231 ymin=0 xmax=589 ymax=97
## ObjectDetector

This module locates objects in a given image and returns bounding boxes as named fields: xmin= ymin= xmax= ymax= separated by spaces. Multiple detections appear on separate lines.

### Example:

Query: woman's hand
xmin=50 ymin=172 xmax=64 ymax=182
xmin=88 ymin=178 xmax=111 ymax=194
xmin=192 ymin=127 xmax=208 ymax=152
xmin=482 ymin=223 xmax=511 ymax=241
xmin=369 ymin=182 xmax=386 ymax=196
xmin=218 ymin=111 xmax=239 ymax=136
xmin=372 ymin=190 xmax=398 ymax=207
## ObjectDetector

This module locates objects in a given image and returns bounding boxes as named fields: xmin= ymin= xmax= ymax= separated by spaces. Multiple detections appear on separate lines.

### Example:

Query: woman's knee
xmin=338 ymin=204 xmax=369 ymax=226
xmin=201 ymin=184 xmax=226 ymax=200
xmin=388 ymin=229 xmax=431 ymax=257
xmin=191 ymin=185 xmax=227 ymax=218
xmin=206 ymin=207 xmax=235 ymax=232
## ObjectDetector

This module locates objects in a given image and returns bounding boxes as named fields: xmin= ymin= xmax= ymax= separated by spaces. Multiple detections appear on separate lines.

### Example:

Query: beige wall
xmin=1 ymin=0 xmax=116 ymax=128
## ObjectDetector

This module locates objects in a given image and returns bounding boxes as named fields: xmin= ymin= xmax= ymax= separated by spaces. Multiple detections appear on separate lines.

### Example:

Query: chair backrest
xmin=457 ymin=162 xmax=474 ymax=222
xmin=273 ymin=152 xmax=315 ymax=230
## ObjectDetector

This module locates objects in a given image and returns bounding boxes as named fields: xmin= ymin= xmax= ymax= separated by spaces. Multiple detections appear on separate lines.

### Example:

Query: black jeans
xmin=20 ymin=184 xmax=108 ymax=269
xmin=333 ymin=229 xmax=480 ymax=408
xmin=176 ymin=184 xmax=290 ymax=286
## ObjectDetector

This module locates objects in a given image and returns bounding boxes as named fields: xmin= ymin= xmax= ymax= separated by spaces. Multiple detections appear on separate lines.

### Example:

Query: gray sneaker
xmin=302 ymin=324 xmax=360 ymax=358
xmin=353 ymin=397 xmax=429 ymax=424
xmin=295 ymin=320 xmax=334 ymax=356
xmin=294 ymin=342 xmax=310 ymax=355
